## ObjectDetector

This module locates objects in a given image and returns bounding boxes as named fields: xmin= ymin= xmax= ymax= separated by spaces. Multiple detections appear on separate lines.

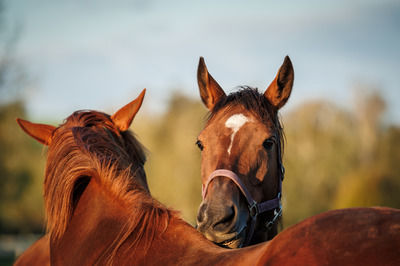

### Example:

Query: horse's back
xmin=14 ymin=234 xmax=50 ymax=266
xmin=257 ymin=207 xmax=400 ymax=266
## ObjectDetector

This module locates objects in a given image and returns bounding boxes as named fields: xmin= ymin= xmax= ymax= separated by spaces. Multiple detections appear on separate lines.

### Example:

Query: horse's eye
xmin=263 ymin=139 xmax=274 ymax=151
xmin=196 ymin=140 xmax=204 ymax=151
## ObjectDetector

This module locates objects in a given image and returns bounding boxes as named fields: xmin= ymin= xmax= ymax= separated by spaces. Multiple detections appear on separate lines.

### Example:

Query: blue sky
xmin=5 ymin=0 xmax=400 ymax=123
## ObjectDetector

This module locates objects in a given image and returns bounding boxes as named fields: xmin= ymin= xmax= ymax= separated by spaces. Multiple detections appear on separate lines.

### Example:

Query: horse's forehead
xmin=220 ymin=109 xmax=268 ymax=131
xmin=225 ymin=113 xmax=251 ymax=131
xmin=223 ymin=113 xmax=252 ymax=156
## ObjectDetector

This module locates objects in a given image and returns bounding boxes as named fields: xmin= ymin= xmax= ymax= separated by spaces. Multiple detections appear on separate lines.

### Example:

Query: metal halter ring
xmin=265 ymin=208 xmax=282 ymax=230
xmin=249 ymin=201 xmax=259 ymax=218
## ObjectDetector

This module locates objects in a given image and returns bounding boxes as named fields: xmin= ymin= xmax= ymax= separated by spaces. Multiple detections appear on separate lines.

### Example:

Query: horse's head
xmin=16 ymin=89 xmax=147 ymax=239
xmin=196 ymin=57 xmax=294 ymax=248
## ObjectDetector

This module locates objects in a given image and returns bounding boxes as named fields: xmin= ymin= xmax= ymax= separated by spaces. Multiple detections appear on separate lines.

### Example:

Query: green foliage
xmin=0 ymin=102 xmax=45 ymax=234
xmin=282 ymin=101 xmax=359 ymax=225
xmin=133 ymin=92 xmax=206 ymax=225
xmin=282 ymin=92 xmax=400 ymax=227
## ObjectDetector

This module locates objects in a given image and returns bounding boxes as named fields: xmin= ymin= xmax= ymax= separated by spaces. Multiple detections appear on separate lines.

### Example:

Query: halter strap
xmin=201 ymin=168 xmax=283 ymax=246
xmin=202 ymin=170 xmax=252 ymax=202
xmin=202 ymin=169 xmax=282 ymax=215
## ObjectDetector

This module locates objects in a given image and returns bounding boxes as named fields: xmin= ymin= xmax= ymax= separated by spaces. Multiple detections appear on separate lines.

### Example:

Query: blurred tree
xmin=0 ymin=102 xmax=45 ymax=233
xmin=282 ymin=101 xmax=358 ymax=226
xmin=283 ymin=90 xmax=400 ymax=228
xmin=354 ymin=90 xmax=386 ymax=163
xmin=134 ymin=92 xmax=206 ymax=225
xmin=0 ymin=0 xmax=45 ymax=234
xmin=333 ymin=92 xmax=400 ymax=210
xmin=378 ymin=126 xmax=400 ymax=207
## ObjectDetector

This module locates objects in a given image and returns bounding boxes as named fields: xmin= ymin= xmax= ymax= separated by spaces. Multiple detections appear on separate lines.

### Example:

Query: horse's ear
xmin=111 ymin=88 xmax=146 ymax=131
xmin=16 ymin=118 xmax=56 ymax=146
xmin=197 ymin=57 xmax=226 ymax=110
xmin=264 ymin=56 xmax=294 ymax=110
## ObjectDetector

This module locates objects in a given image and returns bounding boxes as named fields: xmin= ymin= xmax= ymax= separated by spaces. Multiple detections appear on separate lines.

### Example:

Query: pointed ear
xmin=16 ymin=118 xmax=56 ymax=145
xmin=111 ymin=88 xmax=146 ymax=131
xmin=197 ymin=57 xmax=226 ymax=110
xmin=264 ymin=56 xmax=294 ymax=110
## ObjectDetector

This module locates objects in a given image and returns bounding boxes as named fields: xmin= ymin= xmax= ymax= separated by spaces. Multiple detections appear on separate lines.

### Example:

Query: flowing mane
xmin=208 ymin=86 xmax=285 ymax=163
xmin=43 ymin=110 xmax=170 ymax=253
xmin=16 ymin=90 xmax=178 ymax=265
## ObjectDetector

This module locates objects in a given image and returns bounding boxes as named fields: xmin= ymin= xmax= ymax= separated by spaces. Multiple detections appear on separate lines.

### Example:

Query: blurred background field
xmin=1 ymin=0 xmax=400 ymax=264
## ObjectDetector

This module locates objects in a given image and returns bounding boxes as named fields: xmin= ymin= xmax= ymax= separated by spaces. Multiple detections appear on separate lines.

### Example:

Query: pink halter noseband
xmin=201 ymin=167 xmax=283 ymax=246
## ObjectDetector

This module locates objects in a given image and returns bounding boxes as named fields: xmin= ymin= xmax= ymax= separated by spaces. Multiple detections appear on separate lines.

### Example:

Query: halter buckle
xmin=265 ymin=207 xmax=283 ymax=230
xmin=280 ymin=165 xmax=285 ymax=181
xmin=249 ymin=201 xmax=259 ymax=218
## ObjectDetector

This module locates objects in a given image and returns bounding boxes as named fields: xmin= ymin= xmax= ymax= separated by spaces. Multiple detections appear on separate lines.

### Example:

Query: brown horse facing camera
xmin=196 ymin=56 xmax=293 ymax=248
xmin=14 ymin=88 xmax=400 ymax=265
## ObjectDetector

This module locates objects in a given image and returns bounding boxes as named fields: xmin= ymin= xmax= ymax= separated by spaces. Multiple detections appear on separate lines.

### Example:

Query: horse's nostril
xmin=213 ymin=206 xmax=236 ymax=231
xmin=197 ymin=203 xmax=208 ymax=224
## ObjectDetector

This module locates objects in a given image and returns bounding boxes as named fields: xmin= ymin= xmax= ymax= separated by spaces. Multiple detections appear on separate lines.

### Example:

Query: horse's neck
xmin=251 ymin=216 xmax=278 ymax=244
xmin=124 ymin=217 xmax=227 ymax=265
xmin=14 ymin=235 xmax=50 ymax=266
xmin=50 ymin=178 xmax=270 ymax=265
xmin=120 ymin=216 xmax=270 ymax=265
xmin=119 ymin=208 xmax=273 ymax=265
xmin=50 ymin=178 xmax=129 ymax=265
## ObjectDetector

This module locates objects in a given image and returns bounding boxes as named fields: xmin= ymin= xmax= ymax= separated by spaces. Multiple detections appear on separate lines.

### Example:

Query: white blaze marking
xmin=225 ymin=114 xmax=250 ymax=155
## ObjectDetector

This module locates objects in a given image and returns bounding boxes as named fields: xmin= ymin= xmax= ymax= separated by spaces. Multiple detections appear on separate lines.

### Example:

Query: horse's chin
xmin=216 ymin=227 xmax=247 ymax=249
xmin=218 ymin=238 xmax=244 ymax=249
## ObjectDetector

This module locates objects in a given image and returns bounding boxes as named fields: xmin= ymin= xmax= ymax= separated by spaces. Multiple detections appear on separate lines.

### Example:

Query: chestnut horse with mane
xmin=196 ymin=56 xmax=292 ymax=248
xmin=15 ymin=88 xmax=400 ymax=265
xmin=14 ymin=90 xmax=148 ymax=265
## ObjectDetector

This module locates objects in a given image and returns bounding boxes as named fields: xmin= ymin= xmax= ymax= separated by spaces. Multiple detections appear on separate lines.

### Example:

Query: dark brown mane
xmin=209 ymin=86 xmax=285 ymax=159
xmin=43 ymin=110 xmax=171 ymax=258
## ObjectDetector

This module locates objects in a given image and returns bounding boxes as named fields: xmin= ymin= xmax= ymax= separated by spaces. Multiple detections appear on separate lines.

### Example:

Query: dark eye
xmin=196 ymin=140 xmax=204 ymax=151
xmin=263 ymin=139 xmax=274 ymax=151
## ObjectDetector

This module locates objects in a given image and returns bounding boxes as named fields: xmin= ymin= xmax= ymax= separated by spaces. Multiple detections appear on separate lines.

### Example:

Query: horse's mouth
xmin=216 ymin=226 xmax=247 ymax=249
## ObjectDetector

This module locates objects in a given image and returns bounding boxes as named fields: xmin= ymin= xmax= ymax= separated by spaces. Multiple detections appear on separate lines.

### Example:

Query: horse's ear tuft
xmin=16 ymin=118 xmax=56 ymax=145
xmin=197 ymin=57 xmax=226 ymax=110
xmin=264 ymin=56 xmax=294 ymax=110
xmin=111 ymin=88 xmax=146 ymax=131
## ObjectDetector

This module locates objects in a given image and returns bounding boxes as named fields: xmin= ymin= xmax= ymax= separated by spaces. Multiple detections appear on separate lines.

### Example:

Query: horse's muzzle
xmin=196 ymin=199 xmax=248 ymax=248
